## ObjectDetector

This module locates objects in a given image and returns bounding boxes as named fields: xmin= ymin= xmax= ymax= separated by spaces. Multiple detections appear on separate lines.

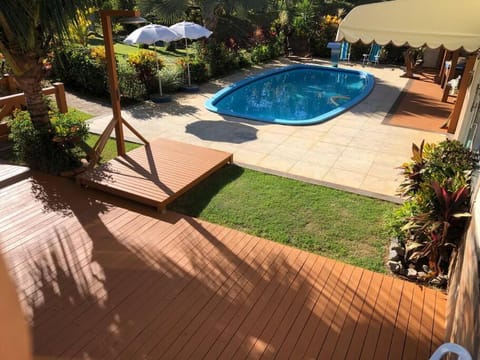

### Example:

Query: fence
xmin=0 ymin=75 xmax=67 ymax=141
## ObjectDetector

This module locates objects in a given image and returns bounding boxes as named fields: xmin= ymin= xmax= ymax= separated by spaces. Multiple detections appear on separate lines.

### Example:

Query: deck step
xmin=76 ymin=137 xmax=233 ymax=211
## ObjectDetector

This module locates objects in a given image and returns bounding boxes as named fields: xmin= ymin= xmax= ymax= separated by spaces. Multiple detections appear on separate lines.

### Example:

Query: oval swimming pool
xmin=205 ymin=64 xmax=375 ymax=125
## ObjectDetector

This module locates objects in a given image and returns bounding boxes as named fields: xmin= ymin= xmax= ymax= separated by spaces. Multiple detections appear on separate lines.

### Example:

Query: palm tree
xmin=138 ymin=0 xmax=271 ymax=30
xmin=0 ymin=1 xmax=97 ymax=130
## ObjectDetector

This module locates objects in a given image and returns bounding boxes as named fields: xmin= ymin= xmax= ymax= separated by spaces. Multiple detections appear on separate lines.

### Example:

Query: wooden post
xmin=100 ymin=10 xmax=135 ymax=156
xmin=436 ymin=48 xmax=450 ymax=84
xmin=3 ymin=74 xmax=18 ymax=94
xmin=448 ymin=54 xmax=477 ymax=134
xmin=85 ymin=10 xmax=148 ymax=169
xmin=52 ymin=82 xmax=68 ymax=113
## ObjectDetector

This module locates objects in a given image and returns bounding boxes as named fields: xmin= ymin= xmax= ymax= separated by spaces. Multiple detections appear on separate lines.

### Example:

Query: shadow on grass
xmin=169 ymin=164 xmax=244 ymax=217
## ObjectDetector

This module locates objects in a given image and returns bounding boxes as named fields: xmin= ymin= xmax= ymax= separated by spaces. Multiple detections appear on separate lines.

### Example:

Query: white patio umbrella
xmin=169 ymin=21 xmax=212 ymax=88
xmin=124 ymin=24 xmax=180 ymax=97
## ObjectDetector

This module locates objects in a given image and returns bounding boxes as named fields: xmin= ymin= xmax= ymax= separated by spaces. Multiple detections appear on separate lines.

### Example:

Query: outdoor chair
xmin=339 ymin=42 xmax=351 ymax=62
xmin=362 ymin=42 xmax=382 ymax=65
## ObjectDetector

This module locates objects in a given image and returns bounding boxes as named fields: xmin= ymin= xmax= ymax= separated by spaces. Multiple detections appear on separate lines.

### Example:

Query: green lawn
xmin=85 ymin=133 xmax=141 ymax=162
xmin=88 ymin=36 xmax=187 ymax=65
xmin=171 ymin=164 xmax=398 ymax=273
xmin=2 ymin=107 xmax=397 ymax=272
xmin=67 ymin=110 xmax=141 ymax=162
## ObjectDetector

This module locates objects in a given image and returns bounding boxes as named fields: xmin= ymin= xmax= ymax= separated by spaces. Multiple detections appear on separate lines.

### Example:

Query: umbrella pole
xmin=154 ymin=44 xmax=163 ymax=96
xmin=185 ymin=38 xmax=191 ymax=87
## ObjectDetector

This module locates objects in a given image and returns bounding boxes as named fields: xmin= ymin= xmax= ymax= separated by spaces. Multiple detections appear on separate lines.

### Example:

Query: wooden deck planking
xmin=359 ymin=275 xmax=395 ymax=360
xmin=174 ymin=238 xmax=279 ymax=360
xmin=384 ymin=70 xmax=453 ymax=133
xmin=64 ymin=224 xmax=241 ymax=359
xmin=107 ymin=228 xmax=252 ymax=360
xmin=0 ymin=163 xmax=29 ymax=188
xmin=373 ymin=278 xmax=405 ymax=359
xmin=77 ymin=137 xmax=233 ymax=210
xmin=0 ymin=170 xmax=447 ymax=359
xmin=243 ymin=254 xmax=323 ymax=359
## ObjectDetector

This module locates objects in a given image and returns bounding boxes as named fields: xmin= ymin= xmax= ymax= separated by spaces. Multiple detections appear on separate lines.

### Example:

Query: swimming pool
xmin=205 ymin=64 xmax=375 ymax=125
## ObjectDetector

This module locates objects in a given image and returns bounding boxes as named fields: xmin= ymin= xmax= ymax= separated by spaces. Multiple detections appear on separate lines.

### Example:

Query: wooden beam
xmin=100 ymin=10 xmax=134 ymax=156
xmin=52 ymin=82 xmax=68 ymax=113
xmin=87 ymin=117 xmax=118 ymax=169
xmin=441 ymin=50 xmax=459 ymax=89
xmin=448 ymin=54 xmax=477 ymax=134
xmin=97 ymin=9 xmax=148 ymax=165
xmin=436 ymin=48 xmax=450 ymax=84
xmin=122 ymin=117 xmax=149 ymax=144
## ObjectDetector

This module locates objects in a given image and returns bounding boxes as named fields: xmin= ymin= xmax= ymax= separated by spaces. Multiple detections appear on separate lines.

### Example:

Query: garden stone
xmin=430 ymin=275 xmax=448 ymax=287
xmin=390 ymin=237 xmax=405 ymax=257
xmin=417 ymin=271 xmax=427 ymax=279
xmin=407 ymin=268 xmax=418 ymax=278
xmin=392 ymin=246 xmax=405 ymax=257
xmin=388 ymin=260 xmax=403 ymax=274
xmin=389 ymin=249 xmax=402 ymax=261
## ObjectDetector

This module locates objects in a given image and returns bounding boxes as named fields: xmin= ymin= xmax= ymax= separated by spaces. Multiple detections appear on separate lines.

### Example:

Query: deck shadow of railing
xmin=14 ymin=177 xmax=329 ymax=358
xmin=8 ymin=171 xmax=442 ymax=359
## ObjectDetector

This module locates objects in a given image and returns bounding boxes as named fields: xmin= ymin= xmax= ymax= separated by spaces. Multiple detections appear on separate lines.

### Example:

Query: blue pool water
xmin=205 ymin=64 xmax=375 ymax=125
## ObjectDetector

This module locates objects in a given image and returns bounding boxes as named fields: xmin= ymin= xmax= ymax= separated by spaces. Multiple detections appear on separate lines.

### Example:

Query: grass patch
xmin=85 ymin=133 xmax=141 ymax=162
xmin=88 ymin=36 xmax=187 ymax=65
xmin=66 ymin=109 xmax=93 ymax=122
xmin=171 ymin=165 xmax=398 ymax=272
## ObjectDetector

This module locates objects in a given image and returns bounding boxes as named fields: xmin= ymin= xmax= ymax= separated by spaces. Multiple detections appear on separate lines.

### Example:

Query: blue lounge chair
xmin=339 ymin=42 xmax=351 ymax=62
xmin=362 ymin=43 xmax=382 ymax=65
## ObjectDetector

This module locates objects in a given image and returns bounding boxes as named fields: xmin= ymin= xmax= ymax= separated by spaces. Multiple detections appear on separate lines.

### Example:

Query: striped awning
xmin=336 ymin=0 xmax=480 ymax=52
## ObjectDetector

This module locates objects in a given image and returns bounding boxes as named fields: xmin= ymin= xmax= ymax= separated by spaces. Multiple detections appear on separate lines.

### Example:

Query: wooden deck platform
xmin=0 ymin=162 xmax=29 ymax=188
xmin=77 ymin=137 xmax=233 ymax=211
xmin=1 ymin=171 xmax=446 ymax=359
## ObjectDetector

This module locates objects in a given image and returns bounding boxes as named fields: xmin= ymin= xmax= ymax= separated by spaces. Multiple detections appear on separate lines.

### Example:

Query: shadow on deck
xmin=0 ymin=168 xmax=446 ymax=359
xmin=384 ymin=70 xmax=454 ymax=134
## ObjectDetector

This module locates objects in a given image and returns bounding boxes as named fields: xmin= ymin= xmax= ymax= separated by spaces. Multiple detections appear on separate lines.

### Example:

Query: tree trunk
xmin=14 ymin=65 xmax=51 ymax=130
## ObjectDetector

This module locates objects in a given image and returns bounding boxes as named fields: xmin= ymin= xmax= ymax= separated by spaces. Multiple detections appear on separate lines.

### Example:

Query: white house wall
xmin=454 ymin=57 xmax=480 ymax=144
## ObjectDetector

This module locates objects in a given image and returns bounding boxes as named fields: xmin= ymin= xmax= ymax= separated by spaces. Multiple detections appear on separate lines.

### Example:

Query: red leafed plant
xmin=390 ymin=139 xmax=477 ymax=283
xmin=404 ymin=181 xmax=471 ymax=276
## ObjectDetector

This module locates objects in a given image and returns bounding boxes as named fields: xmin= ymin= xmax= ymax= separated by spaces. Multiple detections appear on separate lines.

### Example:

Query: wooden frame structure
xmin=89 ymin=10 xmax=149 ymax=169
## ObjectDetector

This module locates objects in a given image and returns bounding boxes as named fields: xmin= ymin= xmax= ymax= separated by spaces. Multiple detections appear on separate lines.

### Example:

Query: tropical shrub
xmin=127 ymin=50 xmax=161 ymax=93
xmin=51 ymin=44 xmax=107 ymax=96
xmin=202 ymin=42 xmax=238 ymax=77
xmin=390 ymin=139 xmax=477 ymax=283
xmin=117 ymin=62 xmax=147 ymax=101
xmin=158 ymin=66 xmax=184 ymax=94
xmin=177 ymin=58 xmax=209 ymax=84
xmin=250 ymin=44 xmax=272 ymax=64
xmin=8 ymin=110 xmax=89 ymax=173
xmin=189 ymin=60 xmax=209 ymax=84
xmin=311 ymin=15 xmax=340 ymax=58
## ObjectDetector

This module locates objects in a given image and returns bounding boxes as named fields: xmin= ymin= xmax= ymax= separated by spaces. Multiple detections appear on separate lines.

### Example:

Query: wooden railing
xmin=0 ymin=75 xmax=68 ymax=141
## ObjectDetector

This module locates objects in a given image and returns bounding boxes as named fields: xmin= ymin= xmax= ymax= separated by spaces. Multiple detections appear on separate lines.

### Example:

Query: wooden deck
xmin=384 ymin=70 xmax=454 ymax=133
xmin=0 ymin=162 xmax=29 ymax=187
xmin=0 ymin=170 xmax=446 ymax=359
xmin=77 ymin=137 xmax=233 ymax=211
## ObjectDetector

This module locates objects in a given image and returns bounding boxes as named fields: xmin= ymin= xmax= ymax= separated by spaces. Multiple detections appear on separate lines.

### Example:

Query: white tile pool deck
xmin=88 ymin=58 xmax=446 ymax=201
